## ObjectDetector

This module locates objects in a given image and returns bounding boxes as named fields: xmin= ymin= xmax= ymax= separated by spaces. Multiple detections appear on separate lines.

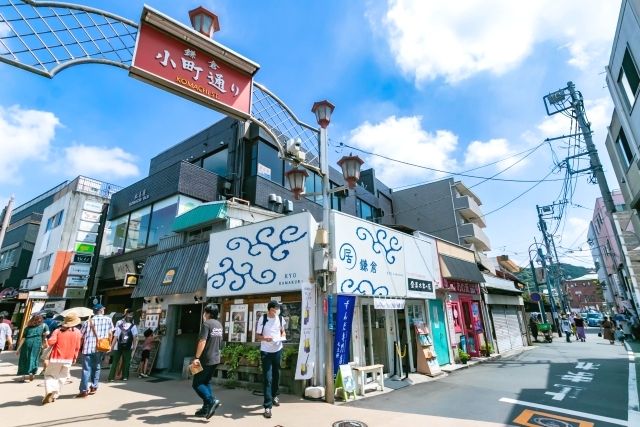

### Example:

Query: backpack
xmin=117 ymin=323 xmax=134 ymax=350
xmin=261 ymin=313 xmax=284 ymax=332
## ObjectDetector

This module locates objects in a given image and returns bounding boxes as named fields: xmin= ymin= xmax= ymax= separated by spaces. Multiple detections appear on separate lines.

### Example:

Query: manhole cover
xmin=332 ymin=421 xmax=368 ymax=427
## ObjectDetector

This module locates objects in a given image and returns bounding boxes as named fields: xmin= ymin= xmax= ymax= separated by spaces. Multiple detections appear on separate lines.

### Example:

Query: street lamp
xmin=188 ymin=6 xmax=220 ymax=38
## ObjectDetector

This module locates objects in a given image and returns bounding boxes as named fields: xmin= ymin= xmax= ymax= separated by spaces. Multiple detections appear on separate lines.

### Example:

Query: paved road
xmin=348 ymin=328 xmax=632 ymax=426
xmin=0 ymin=328 xmax=634 ymax=426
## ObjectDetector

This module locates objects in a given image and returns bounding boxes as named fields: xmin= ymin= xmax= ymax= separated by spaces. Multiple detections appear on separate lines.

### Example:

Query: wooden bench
xmin=352 ymin=364 xmax=384 ymax=396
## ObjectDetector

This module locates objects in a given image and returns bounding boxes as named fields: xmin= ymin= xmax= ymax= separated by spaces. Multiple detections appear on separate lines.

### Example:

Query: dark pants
xmin=108 ymin=349 xmax=132 ymax=380
xmin=564 ymin=331 xmax=571 ymax=342
xmin=261 ymin=350 xmax=281 ymax=409
xmin=192 ymin=364 xmax=217 ymax=406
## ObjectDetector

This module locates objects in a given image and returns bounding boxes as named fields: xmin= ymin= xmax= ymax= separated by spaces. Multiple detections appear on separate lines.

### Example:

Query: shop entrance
xmin=428 ymin=299 xmax=450 ymax=365
xmin=361 ymin=302 xmax=393 ymax=374
xmin=405 ymin=301 xmax=427 ymax=372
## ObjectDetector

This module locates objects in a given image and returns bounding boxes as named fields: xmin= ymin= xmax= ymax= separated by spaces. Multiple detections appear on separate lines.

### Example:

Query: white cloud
xmin=464 ymin=138 xmax=514 ymax=167
xmin=59 ymin=145 xmax=140 ymax=179
xmin=0 ymin=105 xmax=59 ymax=183
xmin=347 ymin=115 xmax=459 ymax=188
xmin=374 ymin=0 xmax=620 ymax=84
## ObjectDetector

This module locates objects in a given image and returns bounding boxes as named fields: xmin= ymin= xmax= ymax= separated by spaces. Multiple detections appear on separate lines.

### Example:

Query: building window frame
xmin=45 ymin=210 xmax=64 ymax=231
xmin=615 ymin=129 xmax=634 ymax=170
xmin=618 ymin=47 xmax=640 ymax=110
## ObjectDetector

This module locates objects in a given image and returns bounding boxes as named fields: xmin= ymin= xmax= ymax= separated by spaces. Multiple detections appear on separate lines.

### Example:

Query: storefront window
xmin=147 ymin=196 xmax=178 ymax=246
xmin=258 ymin=142 xmax=284 ymax=185
xmin=450 ymin=301 xmax=463 ymax=333
xmin=106 ymin=215 xmax=128 ymax=255
xmin=125 ymin=206 xmax=151 ymax=252
xmin=178 ymin=195 xmax=202 ymax=216
xmin=202 ymin=148 xmax=228 ymax=177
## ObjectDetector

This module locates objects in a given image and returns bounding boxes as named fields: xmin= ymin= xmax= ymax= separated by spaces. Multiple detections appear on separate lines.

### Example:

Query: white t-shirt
xmin=0 ymin=323 xmax=11 ymax=349
xmin=257 ymin=315 xmax=286 ymax=353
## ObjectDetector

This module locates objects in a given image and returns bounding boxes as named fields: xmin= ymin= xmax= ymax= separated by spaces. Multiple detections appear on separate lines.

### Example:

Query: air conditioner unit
xmin=268 ymin=194 xmax=277 ymax=203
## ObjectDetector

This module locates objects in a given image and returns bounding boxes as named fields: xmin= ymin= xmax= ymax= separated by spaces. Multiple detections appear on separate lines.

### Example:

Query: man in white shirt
xmin=255 ymin=301 xmax=286 ymax=419
xmin=0 ymin=313 xmax=12 ymax=354
xmin=108 ymin=309 xmax=138 ymax=382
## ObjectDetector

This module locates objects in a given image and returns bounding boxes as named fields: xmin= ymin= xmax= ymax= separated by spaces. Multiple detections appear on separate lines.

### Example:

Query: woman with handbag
xmin=601 ymin=316 xmax=615 ymax=344
xmin=16 ymin=314 xmax=49 ymax=382
xmin=43 ymin=313 xmax=82 ymax=404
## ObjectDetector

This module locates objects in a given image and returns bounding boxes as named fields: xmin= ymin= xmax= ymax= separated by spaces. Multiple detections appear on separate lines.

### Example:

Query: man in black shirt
xmin=192 ymin=304 xmax=223 ymax=419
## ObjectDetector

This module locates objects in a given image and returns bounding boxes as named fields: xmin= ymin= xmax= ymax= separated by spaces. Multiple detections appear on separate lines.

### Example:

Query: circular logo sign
xmin=530 ymin=292 xmax=541 ymax=302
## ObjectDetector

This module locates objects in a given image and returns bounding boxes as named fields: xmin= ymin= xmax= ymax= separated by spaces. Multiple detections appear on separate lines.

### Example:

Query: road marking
xmin=499 ymin=397 xmax=627 ymax=426
xmin=513 ymin=408 xmax=594 ymax=427
xmin=624 ymin=342 xmax=634 ymax=361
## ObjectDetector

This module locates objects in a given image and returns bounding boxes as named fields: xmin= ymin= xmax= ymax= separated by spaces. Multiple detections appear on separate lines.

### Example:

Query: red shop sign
xmin=442 ymin=279 xmax=480 ymax=295
xmin=130 ymin=7 xmax=259 ymax=120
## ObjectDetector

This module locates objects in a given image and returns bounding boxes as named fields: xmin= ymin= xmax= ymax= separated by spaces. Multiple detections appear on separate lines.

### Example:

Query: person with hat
xmin=42 ymin=312 xmax=82 ymax=404
xmin=78 ymin=304 xmax=114 ymax=397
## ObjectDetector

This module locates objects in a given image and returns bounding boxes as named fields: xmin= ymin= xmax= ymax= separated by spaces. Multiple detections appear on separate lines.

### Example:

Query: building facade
xmin=563 ymin=274 xmax=604 ymax=312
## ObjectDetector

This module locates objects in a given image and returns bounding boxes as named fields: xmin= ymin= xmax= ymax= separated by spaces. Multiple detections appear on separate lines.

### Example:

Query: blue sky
xmin=0 ymin=0 xmax=623 ymax=268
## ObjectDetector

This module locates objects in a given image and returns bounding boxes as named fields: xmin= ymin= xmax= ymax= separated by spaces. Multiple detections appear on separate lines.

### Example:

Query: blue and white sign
xmin=206 ymin=212 xmax=316 ymax=296
xmin=332 ymin=212 xmax=439 ymax=299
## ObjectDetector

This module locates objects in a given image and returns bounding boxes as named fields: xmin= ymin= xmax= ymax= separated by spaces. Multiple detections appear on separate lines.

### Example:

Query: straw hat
xmin=62 ymin=312 xmax=81 ymax=328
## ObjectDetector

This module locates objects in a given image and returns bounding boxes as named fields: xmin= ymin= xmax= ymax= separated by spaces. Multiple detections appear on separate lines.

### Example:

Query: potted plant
xmin=481 ymin=343 xmax=493 ymax=357
xmin=280 ymin=346 xmax=299 ymax=369
xmin=241 ymin=345 xmax=261 ymax=367
xmin=458 ymin=348 xmax=470 ymax=364
xmin=220 ymin=343 xmax=244 ymax=381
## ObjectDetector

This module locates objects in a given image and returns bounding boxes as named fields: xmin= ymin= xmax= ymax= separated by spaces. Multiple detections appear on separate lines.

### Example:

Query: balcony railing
xmin=454 ymin=195 xmax=486 ymax=227
xmin=458 ymin=222 xmax=491 ymax=252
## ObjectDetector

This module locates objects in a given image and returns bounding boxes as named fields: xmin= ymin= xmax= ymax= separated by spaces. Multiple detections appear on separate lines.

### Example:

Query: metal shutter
xmin=506 ymin=307 xmax=524 ymax=350
xmin=492 ymin=306 xmax=512 ymax=353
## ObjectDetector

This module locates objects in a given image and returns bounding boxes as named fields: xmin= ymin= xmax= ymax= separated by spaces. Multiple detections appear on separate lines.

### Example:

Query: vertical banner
xmin=295 ymin=282 xmax=316 ymax=380
xmin=333 ymin=295 xmax=356 ymax=376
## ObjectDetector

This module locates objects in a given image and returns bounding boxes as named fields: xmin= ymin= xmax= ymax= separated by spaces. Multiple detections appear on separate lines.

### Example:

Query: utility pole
xmin=543 ymin=81 xmax=640 ymax=314
xmin=536 ymin=207 xmax=563 ymax=336
xmin=537 ymin=246 xmax=561 ymax=336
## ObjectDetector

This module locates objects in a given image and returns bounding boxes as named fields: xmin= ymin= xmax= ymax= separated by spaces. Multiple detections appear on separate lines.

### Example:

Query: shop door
xmin=428 ymin=299 xmax=450 ymax=365
xmin=461 ymin=300 xmax=480 ymax=356
xmin=362 ymin=302 xmax=391 ymax=373
xmin=405 ymin=301 xmax=427 ymax=372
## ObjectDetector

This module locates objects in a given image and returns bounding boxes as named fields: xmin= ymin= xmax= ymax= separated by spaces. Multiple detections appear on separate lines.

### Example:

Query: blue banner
xmin=333 ymin=295 xmax=356 ymax=376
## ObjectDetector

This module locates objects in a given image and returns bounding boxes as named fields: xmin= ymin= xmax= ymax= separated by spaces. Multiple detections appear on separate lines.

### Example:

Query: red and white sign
xmin=130 ymin=8 xmax=258 ymax=120
xmin=442 ymin=279 xmax=480 ymax=295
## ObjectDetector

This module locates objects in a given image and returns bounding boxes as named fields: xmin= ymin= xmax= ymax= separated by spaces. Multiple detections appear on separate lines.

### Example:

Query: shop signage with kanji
xmin=442 ymin=279 xmax=480 ymax=294
xmin=408 ymin=278 xmax=433 ymax=293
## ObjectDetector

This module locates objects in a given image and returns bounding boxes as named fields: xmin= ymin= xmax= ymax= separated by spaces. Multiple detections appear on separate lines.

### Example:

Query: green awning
xmin=172 ymin=201 xmax=227 ymax=232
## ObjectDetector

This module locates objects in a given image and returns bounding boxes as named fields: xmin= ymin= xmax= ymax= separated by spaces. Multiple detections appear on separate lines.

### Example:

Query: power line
xmin=338 ymin=142 xmax=569 ymax=183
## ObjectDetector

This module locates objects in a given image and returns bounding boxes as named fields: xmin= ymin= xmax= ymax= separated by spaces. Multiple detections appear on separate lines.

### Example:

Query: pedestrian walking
xmin=191 ymin=304 xmax=223 ymax=419
xmin=78 ymin=304 xmax=114 ymax=397
xmin=138 ymin=328 xmax=154 ymax=378
xmin=108 ymin=309 xmax=137 ymax=382
xmin=615 ymin=326 xmax=626 ymax=344
xmin=0 ymin=313 xmax=13 ymax=355
xmin=42 ymin=313 xmax=82 ymax=405
xmin=529 ymin=315 xmax=539 ymax=342
xmin=574 ymin=314 xmax=586 ymax=342
xmin=560 ymin=315 xmax=572 ymax=343
xmin=256 ymin=300 xmax=286 ymax=419
xmin=601 ymin=316 xmax=615 ymax=344
xmin=16 ymin=314 xmax=49 ymax=382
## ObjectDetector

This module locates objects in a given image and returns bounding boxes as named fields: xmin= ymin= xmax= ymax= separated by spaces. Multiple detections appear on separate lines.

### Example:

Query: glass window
xmin=147 ymin=196 xmax=179 ymax=246
xmin=615 ymin=130 xmax=634 ymax=169
xmin=356 ymin=198 xmax=375 ymax=221
xmin=178 ymin=195 xmax=202 ymax=216
xmin=35 ymin=253 xmax=52 ymax=274
xmin=0 ymin=248 xmax=16 ymax=270
xmin=106 ymin=215 xmax=128 ymax=256
xmin=45 ymin=210 xmax=64 ymax=231
xmin=244 ymin=141 xmax=258 ymax=178
xmin=258 ymin=142 xmax=284 ymax=185
xmin=619 ymin=48 xmax=640 ymax=108
xmin=125 ymin=206 xmax=151 ymax=252
xmin=330 ymin=181 xmax=342 ymax=210
xmin=202 ymin=148 xmax=228 ymax=177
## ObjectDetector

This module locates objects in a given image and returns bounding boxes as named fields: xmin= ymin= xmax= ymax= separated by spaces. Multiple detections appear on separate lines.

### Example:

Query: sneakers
xmin=75 ymin=391 xmax=89 ymax=398
xmin=89 ymin=386 xmax=97 ymax=395
xmin=205 ymin=399 xmax=221 ymax=419
xmin=273 ymin=396 xmax=280 ymax=407
xmin=263 ymin=408 xmax=272 ymax=419
xmin=138 ymin=373 xmax=148 ymax=378
xmin=194 ymin=407 xmax=207 ymax=417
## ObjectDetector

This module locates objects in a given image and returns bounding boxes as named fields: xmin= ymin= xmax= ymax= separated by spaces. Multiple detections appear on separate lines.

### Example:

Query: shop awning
xmin=482 ymin=273 xmax=522 ymax=295
xmin=439 ymin=254 xmax=484 ymax=283
xmin=132 ymin=241 xmax=209 ymax=297
xmin=172 ymin=201 xmax=227 ymax=232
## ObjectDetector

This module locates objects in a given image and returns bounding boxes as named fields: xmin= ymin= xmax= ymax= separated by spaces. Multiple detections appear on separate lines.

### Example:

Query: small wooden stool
xmin=352 ymin=364 xmax=384 ymax=396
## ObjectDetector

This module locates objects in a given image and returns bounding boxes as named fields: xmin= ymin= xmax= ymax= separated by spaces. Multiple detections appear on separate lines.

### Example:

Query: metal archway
xmin=0 ymin=0 xmax=320 ymax=164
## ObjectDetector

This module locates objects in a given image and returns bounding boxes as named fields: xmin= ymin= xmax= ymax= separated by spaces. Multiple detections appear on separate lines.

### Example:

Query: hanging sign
xmin=75 ymin=242 xmax=95 ymax=254
xmin=295 ymin=281 xmax=316 ymax=380
xmin=73 ymin=253 xmax=92 ymax=264
xmin=130 ymin=6 xmax=259 ymax=120
xmin=68 ymin=264 xmax=90 ymax=276
xmin=333 ymin=295 xmax=356 ymax=375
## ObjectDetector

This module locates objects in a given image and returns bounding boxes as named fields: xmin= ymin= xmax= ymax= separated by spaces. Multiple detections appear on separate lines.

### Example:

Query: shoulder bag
xmin=91 ymin=318 xmax=111 ymax=352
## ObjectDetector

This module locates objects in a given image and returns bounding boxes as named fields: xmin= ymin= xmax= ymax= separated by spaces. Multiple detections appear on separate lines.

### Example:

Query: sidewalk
xmin=0 ymin=352 xmax=506 ymax=427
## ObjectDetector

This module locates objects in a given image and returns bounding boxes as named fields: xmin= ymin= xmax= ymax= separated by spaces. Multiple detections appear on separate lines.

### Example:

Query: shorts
xmin=141 ymin=349 xmax=151 ymax=361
